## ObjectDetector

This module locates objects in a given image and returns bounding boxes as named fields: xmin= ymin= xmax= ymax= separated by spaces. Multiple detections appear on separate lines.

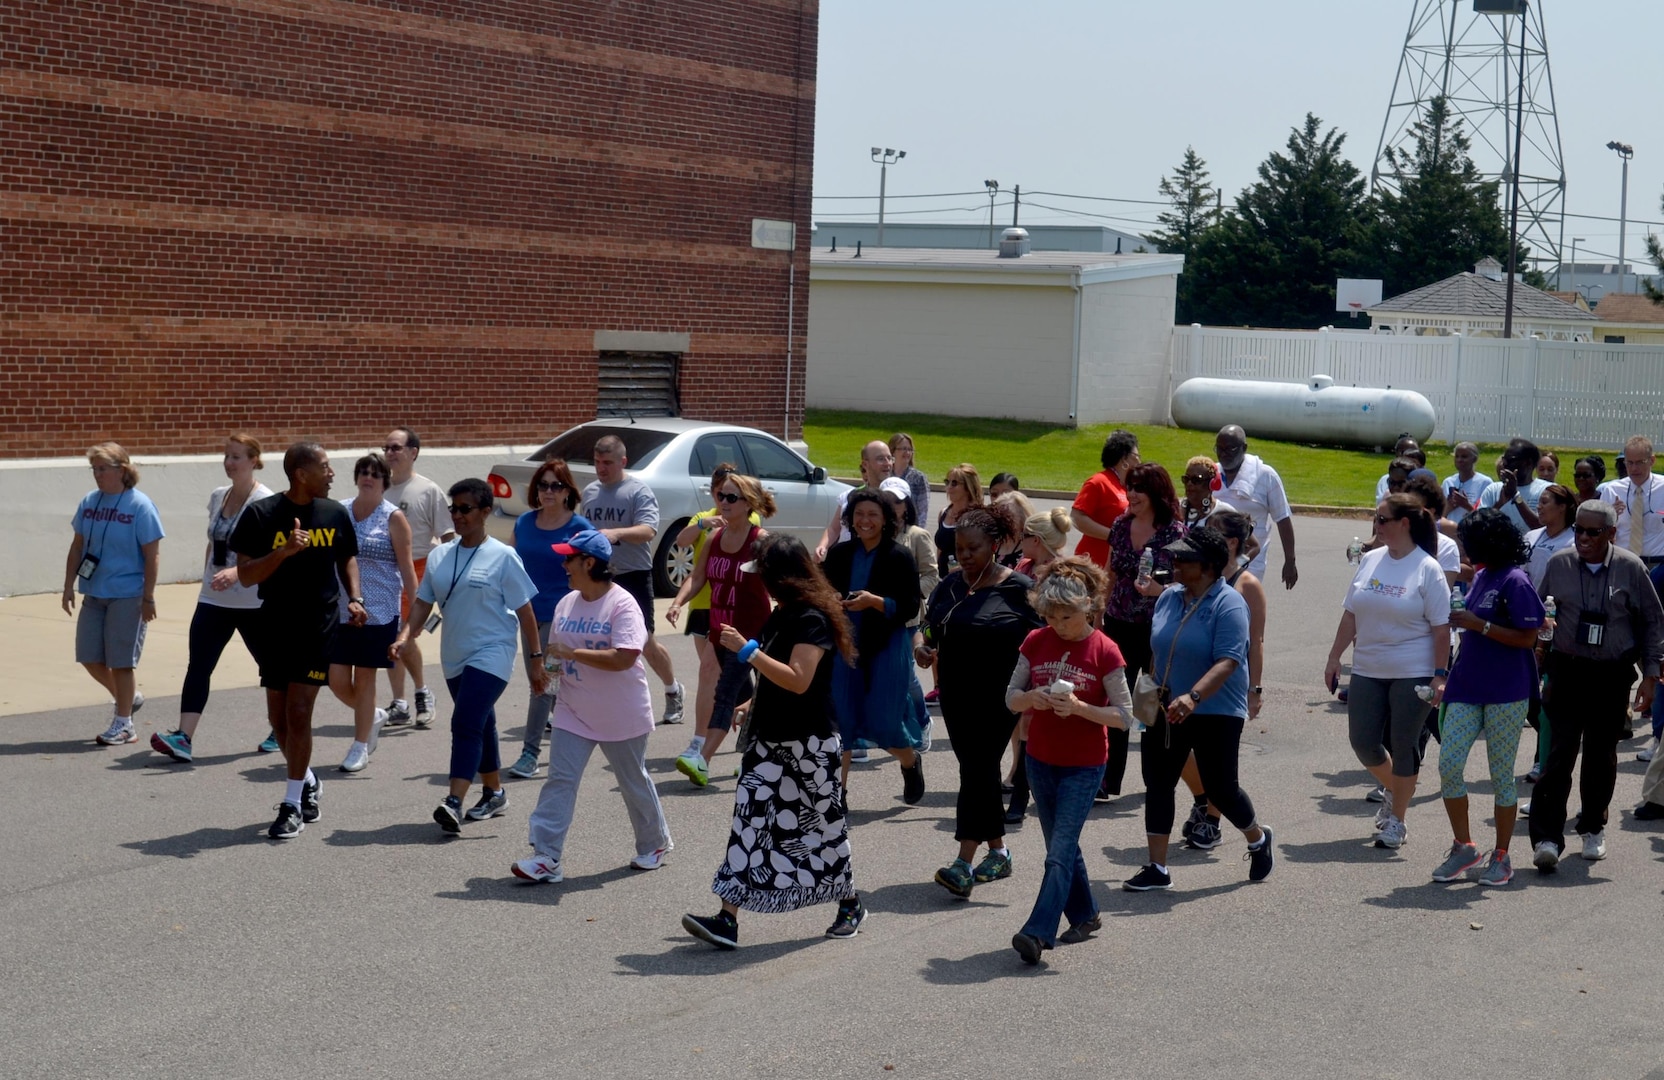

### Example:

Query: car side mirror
xmin=810 ymin=466 xmax=827 ymax=484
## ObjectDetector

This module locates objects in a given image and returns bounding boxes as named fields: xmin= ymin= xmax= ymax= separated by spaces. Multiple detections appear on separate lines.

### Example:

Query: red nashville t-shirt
xmin=1020 ymin=626 xmax=1127 ymax=768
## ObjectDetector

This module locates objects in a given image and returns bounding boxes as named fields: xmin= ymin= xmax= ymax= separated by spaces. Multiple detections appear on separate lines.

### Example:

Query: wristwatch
xmin=1250 ymin=686 xmax=1263 ymax=695
xmin=1185 ymin=690 xmax=1202 ymax=706
xmin=349 ymin=596 xmax=365 ymax=606
xmin=1433 ymin=667 xmax=1449 ymax=678
xmin=527 ymin=651 xmax=544 ymax=661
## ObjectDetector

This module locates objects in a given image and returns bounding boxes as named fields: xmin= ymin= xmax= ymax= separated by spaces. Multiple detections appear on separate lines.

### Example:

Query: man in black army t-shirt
xmin=232 ymin=442 xmax=367 ymax=840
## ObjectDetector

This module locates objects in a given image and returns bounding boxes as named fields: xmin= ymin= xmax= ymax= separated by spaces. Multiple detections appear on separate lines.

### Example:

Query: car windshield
xmin=526 ymin=426 xmax=677 ymax=469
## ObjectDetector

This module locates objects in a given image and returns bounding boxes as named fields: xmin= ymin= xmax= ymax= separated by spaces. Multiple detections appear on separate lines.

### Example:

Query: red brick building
xmin=0 ymin=0 xmax=817 ymax=458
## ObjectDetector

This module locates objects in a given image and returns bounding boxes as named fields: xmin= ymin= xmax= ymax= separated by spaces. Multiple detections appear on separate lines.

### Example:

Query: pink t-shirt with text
xmin=550 ymin=583 xmax=654 ymax=742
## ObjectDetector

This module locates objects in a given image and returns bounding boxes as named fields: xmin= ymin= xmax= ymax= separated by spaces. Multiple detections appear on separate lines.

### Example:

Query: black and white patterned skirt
xmin=711 ymin=734 xmax=854 ymax=914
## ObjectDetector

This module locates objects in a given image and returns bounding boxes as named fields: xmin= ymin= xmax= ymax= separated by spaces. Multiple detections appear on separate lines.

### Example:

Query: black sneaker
xmin=434 ymin=797 xmax=463 ymax=834
xmin=382 ymin=699 xmax=413 ymax=728
xmin=825 ymin=897 xmax=867 ymax=939
xmin=682 ymin=910 xmax=738 ymax=950
xmin=1059 ymin=914 xmax=1102 ymax=945
xmin=300 ymin=777 xmax=321 ymax=824
xmin=1093 ymin=785 xmax=1116 ymax=805
xmin=901 ymin=756 xmax=925 ymax=805
xmin=465 ymin=788 xmax=508 ymax=821
xmin=1122 ymin=864 xmax=1172 ymax=892
xmin=268 ymin=802 xmax=304 ymax=840
xmin=1011 ymin=932 xmax=1047 ymax=965
xmin=1186 ymin=816 xmax=1223 ymax=850
xmin=1245 ymin=825 xmax=1275 ymax=882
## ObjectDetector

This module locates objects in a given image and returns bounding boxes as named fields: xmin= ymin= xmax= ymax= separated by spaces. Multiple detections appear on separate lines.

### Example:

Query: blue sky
xmin=812 ymin=0 xmax=1662 ymax=268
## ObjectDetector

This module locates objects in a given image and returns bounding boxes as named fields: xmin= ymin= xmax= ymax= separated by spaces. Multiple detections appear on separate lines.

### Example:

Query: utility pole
xmin=984 ymin=180 xmax=999 ymax=248
xmin=1011 ymin=184 xmax=1020 ymax=228
xmin=870 ymin=147 xmax=905 ymax=247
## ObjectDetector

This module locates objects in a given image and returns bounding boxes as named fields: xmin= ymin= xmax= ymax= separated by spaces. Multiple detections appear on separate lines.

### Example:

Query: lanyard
xmin=440 ymin=542 xmax=483 ymax=612
xmin=87 ymin=490 xmax=127 ymax=560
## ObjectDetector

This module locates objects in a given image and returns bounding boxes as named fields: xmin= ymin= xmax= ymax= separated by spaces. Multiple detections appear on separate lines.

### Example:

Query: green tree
xmin=1145 ymin=147 xmax=1219 ymax=322
xmin=1368 ymin=97 xmax=1512 ymax=298
xmin=1645 ymin=190 xmax=1664 ymax=305
xmin=1185 ymin=114 xmax=1373 ymax=328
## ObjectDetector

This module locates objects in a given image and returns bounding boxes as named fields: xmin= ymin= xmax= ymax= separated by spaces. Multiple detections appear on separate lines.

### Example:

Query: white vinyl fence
xmin=1170 ymin=324 xmax=1664 ymax=447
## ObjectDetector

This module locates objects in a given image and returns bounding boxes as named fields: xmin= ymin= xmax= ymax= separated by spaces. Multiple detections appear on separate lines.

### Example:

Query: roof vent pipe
xmin=997 ymin=227 xmax=1031 ymax=258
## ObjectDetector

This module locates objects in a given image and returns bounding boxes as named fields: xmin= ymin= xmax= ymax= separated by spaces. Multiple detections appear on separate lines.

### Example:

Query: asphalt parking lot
xmin=4 ymin=512 xmax=1662 ymax=1080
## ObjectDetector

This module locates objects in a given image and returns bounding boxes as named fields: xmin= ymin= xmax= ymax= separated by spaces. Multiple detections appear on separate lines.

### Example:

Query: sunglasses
xmin=536 ymin=480 xmax=567 ymax=492
xmin=381 ymin=444 xmax=407 ymax=453
xmin=716 ymin=492 xmax=743 ymax=504
xmin=1373 ymin=514 xmax=1400 ymax=525
xmin=1573 ymin=525 xmax=1608 ymax=537
xmin=355 ymin=469 xmax=386 ymax=480
xmin=448 ymin=503 xmax=480 ymax=515
xmin=1181 ymin=474 xmax=1211 ymax=484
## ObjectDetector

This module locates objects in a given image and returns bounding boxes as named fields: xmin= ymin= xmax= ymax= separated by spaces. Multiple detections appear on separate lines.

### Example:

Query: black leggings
xmin=941 ymin=699 xmax=1019 ymax=843
xmin=179 ymin=601 xmax=264 ymax=714
xmin=1101 ymin=615 xmax=1153 ymax=795
xmin=1140 ymin=713 xmax=1256 ymax=835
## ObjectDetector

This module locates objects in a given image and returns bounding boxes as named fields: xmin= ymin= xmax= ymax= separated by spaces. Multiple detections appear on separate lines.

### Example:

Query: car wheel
xmin=653 ymin=519 xmax=694 ymax=597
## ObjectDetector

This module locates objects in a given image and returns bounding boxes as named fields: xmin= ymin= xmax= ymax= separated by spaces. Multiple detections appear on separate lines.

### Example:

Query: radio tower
xmin=1372 ymin=1 xmax=1566 ymax=272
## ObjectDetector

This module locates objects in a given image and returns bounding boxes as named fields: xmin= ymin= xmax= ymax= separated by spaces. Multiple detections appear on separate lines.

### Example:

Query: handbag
xmin=1131 ymin=593 xmax=1206 ymax=727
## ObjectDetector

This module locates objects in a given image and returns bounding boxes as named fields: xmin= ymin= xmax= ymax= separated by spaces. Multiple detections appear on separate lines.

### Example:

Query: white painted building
xmin=807 ymin=231 xmax=1183 ymax=426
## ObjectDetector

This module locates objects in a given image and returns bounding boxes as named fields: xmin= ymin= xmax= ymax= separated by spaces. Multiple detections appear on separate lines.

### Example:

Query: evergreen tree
xmin=1645 ymin=191 xmax=1664 ymax=305
xmin=1146 ymin=147 xmax=1220 ymax=323
xmin=1185 ymin=114 xmax=1373 ymax=328
xmin=1369 ymin=97 xmax=1512 ymax=298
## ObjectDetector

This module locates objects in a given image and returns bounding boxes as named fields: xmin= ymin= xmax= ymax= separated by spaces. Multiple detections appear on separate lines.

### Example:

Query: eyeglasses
xmin=355 ymin=469 xmax=386 ymax=480
xmin=90 ymin=463 xmax=120 ymax=473
xmin=716 ymin=492 xmax=743 ymax=504
xmin=448 ymin=503 xmax=480 ymax=515
xmin=1373 ymin=513 xmax=1399 ymax=525
xmin=1573 ymin=525 xmax=1608 ymax=537
xmin=536 ymin=480 xmax=567 ymax=492
xmin=381 ymin=444 xmax=407 ymax=454
xmin=1181 ymin=474 xmax=1211 ymax=484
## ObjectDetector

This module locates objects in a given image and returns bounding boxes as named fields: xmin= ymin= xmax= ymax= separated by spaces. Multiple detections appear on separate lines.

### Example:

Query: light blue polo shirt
xmin=418 ymin=537 xmax=537 ymax=682
xmin=1147 ymin=577 xmax=1251 ymax=719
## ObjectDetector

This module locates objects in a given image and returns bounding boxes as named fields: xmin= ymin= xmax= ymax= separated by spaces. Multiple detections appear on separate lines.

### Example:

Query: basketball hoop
xmin=1347 ymin=301 xmax=1364 ymax=319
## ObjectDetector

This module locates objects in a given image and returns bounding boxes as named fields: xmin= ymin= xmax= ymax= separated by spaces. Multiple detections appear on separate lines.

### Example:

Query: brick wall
xmin=0 ymin=0 xmax=817 ymax=458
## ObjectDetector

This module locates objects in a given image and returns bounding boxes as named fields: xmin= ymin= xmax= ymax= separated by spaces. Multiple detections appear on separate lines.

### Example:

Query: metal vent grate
xmin=596 ymin=351 xmax=680 ymax=418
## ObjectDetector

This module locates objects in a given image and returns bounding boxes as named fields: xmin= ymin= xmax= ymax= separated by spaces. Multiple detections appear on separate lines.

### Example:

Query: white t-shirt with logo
xmin=550 ymin=583 xmax=654 ymax=742
xmin=1343 ymin=546 xmax=1451 ymax=679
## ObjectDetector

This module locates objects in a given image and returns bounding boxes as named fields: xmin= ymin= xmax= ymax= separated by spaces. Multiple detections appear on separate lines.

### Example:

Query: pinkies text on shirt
xmin=555 ymin=614 xmax=614 ymax=636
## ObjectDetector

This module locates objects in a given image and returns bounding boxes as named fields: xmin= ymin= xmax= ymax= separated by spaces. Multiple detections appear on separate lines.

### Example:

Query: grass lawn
xmin=803 ymin=408 xmax=1619 ymax=509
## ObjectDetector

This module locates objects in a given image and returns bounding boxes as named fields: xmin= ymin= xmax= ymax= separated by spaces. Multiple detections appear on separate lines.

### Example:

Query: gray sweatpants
xmin=1642 ymin=741 xmax=1664 ymax=807
xmin=527 ymin=728 xmax=670 ymax=863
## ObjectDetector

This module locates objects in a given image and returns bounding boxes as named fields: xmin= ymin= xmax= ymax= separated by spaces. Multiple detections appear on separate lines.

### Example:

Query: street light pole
xmin=984 ymin=180 xmax=999 ymax=248
xmin=870 ymin=147 xmax=905 ymax=247
xmin=1607 ymin=140 xmax=1633 ymax=293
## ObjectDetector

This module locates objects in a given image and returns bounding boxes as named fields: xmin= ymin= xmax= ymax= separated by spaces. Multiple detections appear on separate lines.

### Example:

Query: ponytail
xmin=1382 ymin=493 xmax=1439 ymax=558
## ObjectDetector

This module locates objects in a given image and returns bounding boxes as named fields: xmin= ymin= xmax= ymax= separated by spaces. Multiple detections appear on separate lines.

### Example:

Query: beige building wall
xmin=807 ymin=280 xmax=1075 ymax=422
xmin=1075 ymin=275 xmax=1177 ymax=425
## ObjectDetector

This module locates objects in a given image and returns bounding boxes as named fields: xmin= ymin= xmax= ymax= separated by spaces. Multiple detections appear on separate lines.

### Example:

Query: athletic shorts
xmin=256 ymin=614 xmax=336 ymax=690
xmin=615 ymin=570 xmax=657 ymax=635
xmin=400 ymin=557 xmax=428 ymax=622
xmin=75 ymin=595 xmax=147 ymax=668
xmin=327 ymin=620 xmax=398 ymax=670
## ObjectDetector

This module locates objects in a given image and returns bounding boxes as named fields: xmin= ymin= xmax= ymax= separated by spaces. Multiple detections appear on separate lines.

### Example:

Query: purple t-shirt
xmin=1443 ymin=565 xmax=1544 ymax=705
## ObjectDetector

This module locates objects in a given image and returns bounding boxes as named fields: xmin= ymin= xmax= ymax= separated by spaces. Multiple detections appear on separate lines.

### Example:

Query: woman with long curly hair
xmin=682 ymin=534 xmax=867 ymax=949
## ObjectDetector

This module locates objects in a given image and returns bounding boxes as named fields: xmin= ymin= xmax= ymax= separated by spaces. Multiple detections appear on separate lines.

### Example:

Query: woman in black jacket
xmin=917 ymin=505 xmax=1042 ymax=898
xmin=824 ymin=489 xmax=925 ymax=805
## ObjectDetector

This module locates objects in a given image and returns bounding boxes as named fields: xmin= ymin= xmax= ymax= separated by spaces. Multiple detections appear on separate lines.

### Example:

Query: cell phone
xmin=211 ymin=538 xmax=230 ymax=568
xmin=1326 ymin=669 xmax=1339 ymax=695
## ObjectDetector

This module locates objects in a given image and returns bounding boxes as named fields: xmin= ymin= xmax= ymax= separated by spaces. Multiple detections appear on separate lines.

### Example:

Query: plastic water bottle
xmin=1415 ymin=684 xmax=1436 ymax=703
xmin=1450 ymin=583 xmax=1466 ymax=613
xmin=1539 ymin=596 xmax=1557 ymax=642
xmin=1137 ymin=547 xmax=1155 ymax=587
xmin=541 ymin=653 xmax=560 ymax=697
xmin=1347 ymin=537 xmax=1364 ymax=564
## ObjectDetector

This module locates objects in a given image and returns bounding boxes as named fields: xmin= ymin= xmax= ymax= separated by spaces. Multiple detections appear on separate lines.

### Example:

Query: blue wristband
xmin=737 ymin=639 xmax=761 ymax=664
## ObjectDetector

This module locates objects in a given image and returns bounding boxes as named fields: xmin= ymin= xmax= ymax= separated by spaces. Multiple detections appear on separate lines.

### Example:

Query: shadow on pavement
xmin=437 ymin=867 xmax=634 ymax=906
xmin=859 ymin=879 xmax=1013 ymax=916
xmin=920 ymin=947 xmax=1057 ymax=984
xmin=0 ymin=737 xmax=104 ymax=757
xmin=1266 ymin=836 xmax=1393 ymax=864
xmin=615 ymin=933 xmax=823 ymax=976
xmin=1096 ymin=879 xmax=1247 ymax=915
xmin=122 ymin=824 xmax=265 ymax=858
xmin=1309 ymin=790 xmax=1442 ymax=820
xmin=1362 ymin=882 xmax=1495 ymax=911
xmin=325 ymin=822 xmax=492 ymax=847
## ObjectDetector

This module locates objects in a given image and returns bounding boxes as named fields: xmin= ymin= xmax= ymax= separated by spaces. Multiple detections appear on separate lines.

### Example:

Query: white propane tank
xmin=1170 ymin=376 xmax=1435 ymax=447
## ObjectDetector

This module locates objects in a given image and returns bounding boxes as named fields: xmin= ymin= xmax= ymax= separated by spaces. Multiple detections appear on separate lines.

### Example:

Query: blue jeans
xmin=1019 ymin=755 xmax=1106 ymax=947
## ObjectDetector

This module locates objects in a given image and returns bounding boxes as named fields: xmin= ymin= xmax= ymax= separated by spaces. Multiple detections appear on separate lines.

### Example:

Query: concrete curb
xmin=835 ymin=478 xmax=1375 ymax=519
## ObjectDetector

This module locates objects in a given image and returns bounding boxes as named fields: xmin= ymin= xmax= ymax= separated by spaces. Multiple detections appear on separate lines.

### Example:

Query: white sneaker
xmin=129 ymin=692 xmax=145 ymax=714
xmin=1580 ymin=832 xmax=1607 ymax=861
xmin=368 ymin=708 xmax=386 ymax=755
xmin=1373 ymin=801 xmax=1394 ymax=831
xmin=1374 ymin=815 xmax=1407 ymax=849
xmin=414 ymin=688 xmax=436 ymax=728
xmin=339 ymin=744 xmax=370 ymax=772
xmin=1532 ymin=840 xmax=1561 ymax=869
xmin=511 ymin=855 xmax=563 ymax=883
xmin=96 ymin=717 xmax=137 ymax=746
xmin=1365 ymin=783 xmax=1387 ymax=803
xmin=630 ymin=844 xmax=672 ymax=871
xmin=1638 ymin=737 xmax=1660 ymax=763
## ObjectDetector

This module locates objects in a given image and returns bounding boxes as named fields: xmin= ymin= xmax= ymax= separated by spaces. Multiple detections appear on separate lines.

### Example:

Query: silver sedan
xmin=485 ymin=418 xmax=851 ymax=596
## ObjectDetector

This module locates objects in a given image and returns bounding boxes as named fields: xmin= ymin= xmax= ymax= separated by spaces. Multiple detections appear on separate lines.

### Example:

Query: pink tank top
xmin=705 ymin=525 xmax=770 ymax=644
